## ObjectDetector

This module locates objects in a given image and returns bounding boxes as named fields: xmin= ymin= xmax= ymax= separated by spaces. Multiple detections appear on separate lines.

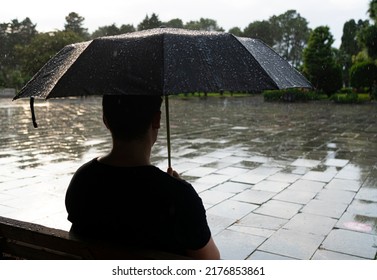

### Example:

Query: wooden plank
xmin=0 ymin=216 xmax=189 ymax=260
xmin=1 ymin=240 xmax=81 ymax=260
xmin=0 ymin=218 xmax=93 ymax=258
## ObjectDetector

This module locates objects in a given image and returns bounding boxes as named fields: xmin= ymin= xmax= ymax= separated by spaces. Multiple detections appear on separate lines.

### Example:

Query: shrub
xmin=330 ymin=92 xmax=359 ymax=103
xmin=263 ymin=89 xmax=319 ymax=102
xmin=350 ymin=61 xmax=377 ymax=91
xmin=338 ymin=87 xmax=355 ymax=94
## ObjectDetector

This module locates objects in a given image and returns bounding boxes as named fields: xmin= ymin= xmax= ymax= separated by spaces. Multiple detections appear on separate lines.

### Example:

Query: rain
xmin=0 ymin=0 xmax=376 ymax=273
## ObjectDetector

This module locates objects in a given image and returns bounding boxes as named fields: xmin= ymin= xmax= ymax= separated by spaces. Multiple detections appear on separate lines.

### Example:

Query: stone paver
xmin=321 ymin=229 xmax=377 ymax=259
xmin=283 ymin=213 xmax=337 ymax=236
xmin=253 ymin=199 xmax=302 ymax=219
xmin=258 ymin=228 xmax=325 ymax=259
xmin=1 ymin=96 xmax=377 ymax=260
xmin=213 ymin=229 xmax=266 ymax=260
xmin=301 ymin=199 xmax=349 ymax=219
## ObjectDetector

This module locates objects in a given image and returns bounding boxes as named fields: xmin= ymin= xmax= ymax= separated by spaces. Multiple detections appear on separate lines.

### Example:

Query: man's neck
xmin=98 ymin=138 xmax=152 ymax=167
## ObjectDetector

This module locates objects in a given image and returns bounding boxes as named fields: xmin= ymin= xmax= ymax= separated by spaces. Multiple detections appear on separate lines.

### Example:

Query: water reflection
xmin=1 ymin=95 xmax=377 ymax=243
xmin=1 ymin=95 xmax=376 ymax=174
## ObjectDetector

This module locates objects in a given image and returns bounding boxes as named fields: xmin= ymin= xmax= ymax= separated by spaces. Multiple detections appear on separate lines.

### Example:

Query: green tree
xmin=243 ymin=20 xmax=275 ymax=46
xmin=163 ymin=18 xmax=184 ymax=28
xmin=303 ymin=26 xmax=342 ymax=94
xmin=91 ymin=23 xmax=136 ymax=38
xmin=228 ymin=27 xmax=243 ymax=36
xmin=119 ymin=24 xmax=136 ymax=34
xmin=184 ymin=18 xmax=224 ymax=31
xmin=269 ymin=10 xmax=310 ymax=67
xmin=368 ymin=0 xmax=377 ymax=22
xmin=64 ymin=12 xmax=89 ymax=39
xmin=0 ymin=18 xmax=37 ymax=88
xmin=137 ymin=13 xmax=162 ymax=30
xmin=92 ymin=24 xmax=121 ymax=38
xmin=340 ymin=20 xmax=364 ymax=56
xmin=339 ymin=19 xmax=366 ymax=86
xmin=350 ymin=61 xmax=377 ymax=91
xmin=358 ymin=24 xmax=377 ymax=59
xmin=16 ymin=30 xmax=82 ymax=80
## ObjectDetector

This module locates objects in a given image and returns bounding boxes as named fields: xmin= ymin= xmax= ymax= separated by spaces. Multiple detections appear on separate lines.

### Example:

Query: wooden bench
xmin=0 ymin=216 xmax=189 ymax=260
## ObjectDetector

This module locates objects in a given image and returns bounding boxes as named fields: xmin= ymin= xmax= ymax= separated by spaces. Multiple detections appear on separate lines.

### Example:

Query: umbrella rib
xmin=232 ymin=35 xmax=279 ymax=90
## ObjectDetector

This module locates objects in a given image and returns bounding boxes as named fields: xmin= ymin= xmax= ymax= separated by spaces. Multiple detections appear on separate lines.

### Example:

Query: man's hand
xmin=167 ymin=167 xmax=181 ymax=179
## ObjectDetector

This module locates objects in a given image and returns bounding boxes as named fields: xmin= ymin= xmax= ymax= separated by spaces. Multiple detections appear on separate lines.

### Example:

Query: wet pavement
xmin=0 ymin=95 xmax=376 ymax=260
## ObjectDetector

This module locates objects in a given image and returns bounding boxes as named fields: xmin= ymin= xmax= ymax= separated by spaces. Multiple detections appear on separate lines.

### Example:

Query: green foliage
xmin=368 ymin=0 xmax=377 ymax=22
xmin=164 ymin=19 xmax=184 ymax=29
xmin=330 ymin=92 xmax=359 ymax=103
xmin=64 ymin=12 xmax=89 ymax=40
xmin=16 ymin=30 xmax=83 ymax=79
xmin=91 ymin=24 xmax=123 ymax=38
xmin=329 ymin=92 xmax=372 ymax=103
xmin=184 ymin=18 xmax=224 ymax=31
xmin=242 ymin=10 xmax=310 ymax=67
xmin=263 ymin=89 xmax=319 ymax=102
xmin=264 ymin=89 xmax=372 ymax=104
xmin=269 ymin=10 xmax=311 ymax=67
xmin=340 ymin=20 xmax=364 ymax=55
xmin=339 ymin=19 xmax=367 ymax=87
xmin=359 ymin=93 xmax=373 ymax=101
xmin=303 ymin=26 xmax=342 ymax=95
xmin=372 ymin=84 xmax=377 ymax=99
xmin=338 ymin=87 xmax=355 ymax=94
xmin=243 ymin=20 xmax=276 ymax=47
xmin=358 ymin=24 xmax=377 ymax=59
xmin=228 ymin=27 xmax=243 ymax=36
xmin=349 ymin=61 xmax=377 ymax=91
xmin=0 ymin=18 xmax=37 ymax=88
xmin=91 ymin=24 xmax=135 ymax=39
xmin=0 ymin=72 xmax=5 ymax=87
xmin=322 ymin=63 xmax=344 ymax=94
xmin=137 ymin=13 xmax=162 ymax=31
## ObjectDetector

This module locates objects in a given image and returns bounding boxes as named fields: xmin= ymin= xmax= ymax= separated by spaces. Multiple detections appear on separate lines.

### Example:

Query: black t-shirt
xmin=65 ymin=158 xmax=211 ymax=254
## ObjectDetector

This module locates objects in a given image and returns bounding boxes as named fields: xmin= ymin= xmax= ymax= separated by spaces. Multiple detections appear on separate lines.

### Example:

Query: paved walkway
xmin=0 ymin=96 xmax=376 ymax=260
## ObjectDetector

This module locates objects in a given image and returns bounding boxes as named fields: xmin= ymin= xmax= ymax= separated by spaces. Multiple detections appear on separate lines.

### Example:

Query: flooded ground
xmin=0 ymin=95 xmax=376 ymax=259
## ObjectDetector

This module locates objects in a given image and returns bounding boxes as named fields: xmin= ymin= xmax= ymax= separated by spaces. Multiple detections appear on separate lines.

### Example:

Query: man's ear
xmin=151 ymin=111 xmax=161 ymax=129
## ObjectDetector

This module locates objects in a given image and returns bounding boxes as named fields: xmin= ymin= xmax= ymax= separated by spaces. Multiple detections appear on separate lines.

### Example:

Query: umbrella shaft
xmin=165 ymin=95 xmax=171 ymax=168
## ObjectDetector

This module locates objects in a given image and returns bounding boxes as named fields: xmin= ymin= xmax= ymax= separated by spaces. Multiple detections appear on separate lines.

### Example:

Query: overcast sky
xmin=1 ymin=0 xmax=371 ymax=47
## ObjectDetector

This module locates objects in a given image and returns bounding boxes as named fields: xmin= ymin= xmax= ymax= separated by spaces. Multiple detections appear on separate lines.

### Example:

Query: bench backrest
xmin=0 ymin=216 xmax=188 ymax=260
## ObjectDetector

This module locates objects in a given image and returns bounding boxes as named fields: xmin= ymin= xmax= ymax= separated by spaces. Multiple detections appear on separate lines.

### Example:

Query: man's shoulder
xmin=147 ymin=167 xmax=197 ymax=194
xmin=76 ymin=158 xmax=98 ymax=169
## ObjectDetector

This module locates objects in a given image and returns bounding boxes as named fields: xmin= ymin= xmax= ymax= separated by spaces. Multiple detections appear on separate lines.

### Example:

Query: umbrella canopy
xmin=13 ymin=27 xmax=312 ymax=167
xmin=13 ymin=27 xmax=311 ymax=100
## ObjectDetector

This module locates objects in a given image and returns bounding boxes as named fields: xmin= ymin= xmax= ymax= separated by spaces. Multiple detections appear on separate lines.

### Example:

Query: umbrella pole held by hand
xmin=165 ymin=95 xmax=172 ymax=168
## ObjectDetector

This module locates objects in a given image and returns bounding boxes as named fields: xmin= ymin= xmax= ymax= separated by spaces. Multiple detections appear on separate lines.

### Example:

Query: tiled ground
xmin=184 ymin=155 xmax=377 ymax=260
xmin=0 ymin=95 xmax=376 ymax=260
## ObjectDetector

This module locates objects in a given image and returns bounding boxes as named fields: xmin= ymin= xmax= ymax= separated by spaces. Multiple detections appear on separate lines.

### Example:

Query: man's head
xmin=102 ymin=95 xmax=163 ymax=141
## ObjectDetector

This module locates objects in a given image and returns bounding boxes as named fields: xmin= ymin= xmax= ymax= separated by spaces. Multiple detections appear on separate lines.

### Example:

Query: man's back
xmin=65 ymin=158 xmax=211 ymax=255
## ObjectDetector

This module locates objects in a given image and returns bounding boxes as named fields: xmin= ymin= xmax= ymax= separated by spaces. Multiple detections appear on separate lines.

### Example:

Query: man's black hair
xmin=102 ymin=95 xmax=163 ymax=141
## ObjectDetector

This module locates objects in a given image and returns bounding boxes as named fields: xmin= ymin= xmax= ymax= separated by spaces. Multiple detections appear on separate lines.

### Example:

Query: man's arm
xmin=186 ymin=237 xmax=220 ymax=260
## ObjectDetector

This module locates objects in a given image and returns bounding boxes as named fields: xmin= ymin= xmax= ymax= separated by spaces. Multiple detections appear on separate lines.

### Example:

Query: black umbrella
xmin=13 ymin=27 xmax=312 ymax=167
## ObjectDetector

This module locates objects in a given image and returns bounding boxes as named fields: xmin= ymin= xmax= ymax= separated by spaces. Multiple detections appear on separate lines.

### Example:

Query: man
xmin=65 ymin=94 xmax=220 ymax=259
